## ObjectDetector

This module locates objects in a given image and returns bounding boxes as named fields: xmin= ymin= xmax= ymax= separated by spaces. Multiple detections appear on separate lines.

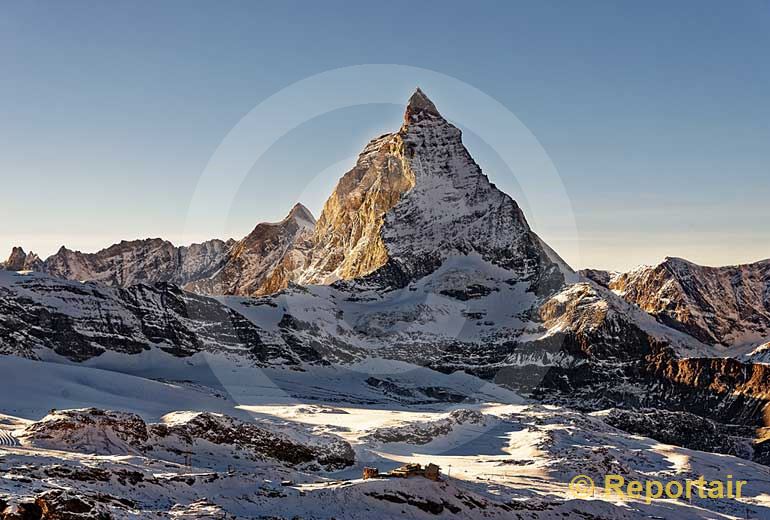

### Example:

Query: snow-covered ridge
xmin=21 ymin=407 xmax=355 ymax=470
xmin=1 ymin=205 xmax=319 ymax=299
xmin=0 ymin=270 xmax=305 ymax=364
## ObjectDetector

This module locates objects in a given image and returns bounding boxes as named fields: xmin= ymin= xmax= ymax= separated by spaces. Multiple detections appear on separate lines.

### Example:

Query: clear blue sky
xmin=1 ymin=1 xmax=768 ymax=270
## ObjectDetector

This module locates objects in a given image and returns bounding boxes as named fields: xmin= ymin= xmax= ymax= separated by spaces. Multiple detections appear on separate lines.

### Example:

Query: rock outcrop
xmin=21 ymin=408 xmax=354 ymax=471
xmin=598 ymin=407 xmax=755 ymax=458
xmin=1 ymin=247 xmax=43 ymax=272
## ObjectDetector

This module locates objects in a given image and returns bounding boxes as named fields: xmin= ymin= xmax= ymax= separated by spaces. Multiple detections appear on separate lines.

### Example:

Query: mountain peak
xmin=286 ymin=202 xmax=315 ymax=226
xmin=8 ymin=246 xmax=26 ymax=258
xmin=297 ymin=86 xmax=564 ymax=294
xmin=286 ymin=202 xmax=315 ymax=222
xmin=3 ymin=246 xmax=42 ymax=272
xmin=404 ymin=88 xmax=441 ymax=122
xmin=4 ymin=246 xmax=27 ymax=269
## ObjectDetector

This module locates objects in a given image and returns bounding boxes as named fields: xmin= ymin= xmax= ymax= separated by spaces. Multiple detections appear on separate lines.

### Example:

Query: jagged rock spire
xmin=2 ymin=246 xmax=42 ymax=272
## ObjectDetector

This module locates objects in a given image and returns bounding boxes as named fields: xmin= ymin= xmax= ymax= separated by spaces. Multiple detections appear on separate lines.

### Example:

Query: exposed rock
xmin=0 ymin=271 xmax=303 ymax=364
xmin=42 ymin=237 xmax=233 ymax=288
xmin=439 ymin=284 xmax=496 ymax=301
xmin=1 ymin=247 xmax=43 ymax=272
xmin=362 ymin=409 xmax=490 ymax=445
xmin=152 ymin=411 xmax=355 ymax=470
xmin=298 ymin=131 xmax=415 ymax=285
xmin=1 ymin=500 xmax=42 ymax=520
xmin=186 ymin=203 xmax=315 ymax=297
xmin=20 ymin=408 xmax=355 ymax=471
xmin=578 ymin=268 xmax=613 ymax=287
xmin=487 ymin=281 xmax=770 ymax=431
xmin=607 ymin=257 xmax=770 ymax=346
xmin=747 ymin=341 xmax=770 ymax=363
xmin=35 ymin=489 xmax=112 ymax=520
xmin=21 ymin=408 xmax=149 ymax=453
xmin=298 ymin=88 xmax=566 ymax=295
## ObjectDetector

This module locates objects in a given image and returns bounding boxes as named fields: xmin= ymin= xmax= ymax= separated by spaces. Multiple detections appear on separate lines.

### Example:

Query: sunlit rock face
xmin=587 ymin=257 xmax=770 ymax=346
xmin=297 ymin=132 xmax=415 ymax=285
xmin=186 ymin=203 xmax=316 ymax=297
xmin=299 ymin=88 xmax=564 ymax=295
xmin=1 ymin=246 xmax=43 ymax=272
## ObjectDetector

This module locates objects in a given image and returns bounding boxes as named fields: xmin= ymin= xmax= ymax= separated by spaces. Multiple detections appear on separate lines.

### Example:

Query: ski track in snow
xmin=0 ymin=429 xmax=18 ymax=446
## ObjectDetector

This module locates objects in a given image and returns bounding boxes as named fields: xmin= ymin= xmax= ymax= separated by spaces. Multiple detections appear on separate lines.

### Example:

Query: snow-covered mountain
xmin=297 ymin=89 xmax=565 ymax=296
xmin=1 ymin=206 xmax=318 ymax=299
xmin=0 ymin=270 xmax=308 ymax=365
xmin=1 ymin=90 xmax=768 ymax=423
xmin=2 ymin=89 xmax=770 ymax=518
xmin=582 ymin=257 xmax=770 ymax=348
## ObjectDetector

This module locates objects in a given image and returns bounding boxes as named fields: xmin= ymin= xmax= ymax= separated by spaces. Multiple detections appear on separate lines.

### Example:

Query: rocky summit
xmin=24 ymin=237 xmax=234 ymax=288
xmin=297 ymin=88 xmax=564 ymax=295
xmin=5 ymin=90 xmax=563 ymax=299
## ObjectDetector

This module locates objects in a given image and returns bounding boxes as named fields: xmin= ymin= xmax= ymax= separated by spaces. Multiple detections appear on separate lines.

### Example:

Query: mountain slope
xmin=583 ymin=257 xmax=770 ymax=347
xmin=0 ymin=270 xmax=308 ymax=365
xmin=186 ymin=203 xmax=315 ymax=297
